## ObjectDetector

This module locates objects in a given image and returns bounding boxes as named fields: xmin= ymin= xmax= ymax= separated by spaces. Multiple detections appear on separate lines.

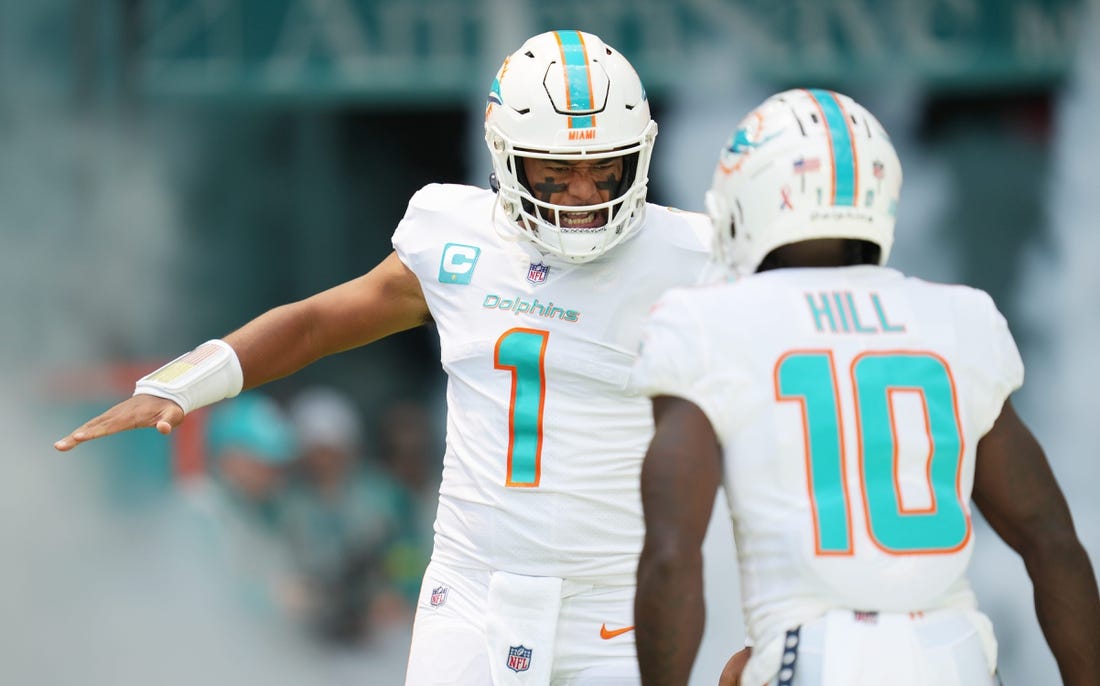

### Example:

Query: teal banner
xmin=137 ymin=0 xmax=1083 ymax=100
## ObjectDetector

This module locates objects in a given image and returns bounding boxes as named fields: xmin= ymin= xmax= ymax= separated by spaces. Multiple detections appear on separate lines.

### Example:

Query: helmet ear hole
xmin=732 ymin=198 xmax=745 ymax=239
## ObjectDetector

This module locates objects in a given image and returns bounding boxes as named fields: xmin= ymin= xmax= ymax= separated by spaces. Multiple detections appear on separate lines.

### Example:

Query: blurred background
xmin=5 ymin=0 xmax=1098 ymax=683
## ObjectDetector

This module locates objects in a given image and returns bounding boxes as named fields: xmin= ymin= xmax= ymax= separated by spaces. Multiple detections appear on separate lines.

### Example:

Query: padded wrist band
xmin=133 ymin=339 xmax=244 ymax=414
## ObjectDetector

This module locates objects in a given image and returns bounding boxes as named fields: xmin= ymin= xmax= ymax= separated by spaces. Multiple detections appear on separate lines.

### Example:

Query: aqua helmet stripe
xmin=806 ymin=88 xmax=858 ymax=206
xmin=554 ymin=30 xmax=596 ymax=129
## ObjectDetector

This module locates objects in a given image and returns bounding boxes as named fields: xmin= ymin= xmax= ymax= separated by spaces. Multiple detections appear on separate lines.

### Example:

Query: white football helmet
xmin=485 ymin=30 xmax=657 ymax=263
xmin=705 ymin=89 xmax=902 ymax=275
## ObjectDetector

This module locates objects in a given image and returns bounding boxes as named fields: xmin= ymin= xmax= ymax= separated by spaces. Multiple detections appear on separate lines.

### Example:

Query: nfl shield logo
xmin=506 ymin=645 xmax=532 ymax=673
xmin=430 ymin=586 xmax=448 ymax=607
xmin=527 ymin=262 xmax=550 ymax=285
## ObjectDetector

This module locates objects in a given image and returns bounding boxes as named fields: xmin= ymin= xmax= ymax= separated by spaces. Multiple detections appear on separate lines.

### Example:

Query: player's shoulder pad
xmin=652 ymin=284 xmax=699 ymax=310
xmin=959 ymin=283 xmax=1001 ymax=314
xmin=913 ymin=277 xmax=1004 ymax=318
xmin=643 ymin=203 xmax=712 ymax=252
xmin=905 ymin=277 xmax=1018 ymax=345
xmin=724 ymin=268 xmax=790 ymax=297
xmin=395 ymin=183 xmax=493 ymax=254
xmin=649 ymin=281 xmax=724 ymax=324
xmin=957 ymin=284 xmax=1012 ymax=332
xmin=407 ymin=182 xmax=492 ymax=214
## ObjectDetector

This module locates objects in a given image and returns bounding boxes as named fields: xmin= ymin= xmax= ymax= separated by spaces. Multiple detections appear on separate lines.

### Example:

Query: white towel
xmin=820 ymin=610 xmax=927 ymax=686
xmin=486 ymin=571 xmax=563 ymax=686
xmin=959 ymin=609 xmax=998 ymax=674
xmin=740 ymin=631 xmax=785 ymax=686
xmin=741 ymin=609 xmax=996 ymax=686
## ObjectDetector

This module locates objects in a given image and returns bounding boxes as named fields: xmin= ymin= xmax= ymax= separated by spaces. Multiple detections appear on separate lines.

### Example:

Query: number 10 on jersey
xmin=495 ymin=328 xmax=549 ymax=487
xmin=777 ymin=350 xmax=971 ymax=556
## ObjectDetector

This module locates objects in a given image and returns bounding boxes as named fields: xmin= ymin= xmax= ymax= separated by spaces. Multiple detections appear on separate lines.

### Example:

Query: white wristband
xmin=133 ymin=339 xmax=244 ymax=414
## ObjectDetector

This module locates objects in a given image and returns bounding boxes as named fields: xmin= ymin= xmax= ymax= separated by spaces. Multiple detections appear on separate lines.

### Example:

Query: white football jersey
xmin=393 ymin=183 xmax=711 ymax=581
xmin=630 ymin=265 xmax=1024 ymax=647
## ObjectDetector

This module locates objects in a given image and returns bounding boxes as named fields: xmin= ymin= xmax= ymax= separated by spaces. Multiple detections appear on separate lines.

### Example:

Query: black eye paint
xmin=595 ymin=173 xmax=622 ymax=193
xmin=533 ymin=177 xmax=567 ymax=203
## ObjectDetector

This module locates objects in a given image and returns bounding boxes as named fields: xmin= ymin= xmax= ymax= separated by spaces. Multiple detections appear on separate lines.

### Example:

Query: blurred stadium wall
xmin=3 ymin=1 xmax=1095 ymax=684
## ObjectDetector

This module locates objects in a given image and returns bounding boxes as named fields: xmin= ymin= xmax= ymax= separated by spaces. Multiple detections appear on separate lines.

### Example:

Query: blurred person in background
xmin=283 ymin=385 xmax=416 ymax=645
xmin=631 ymin=89 xmax=1100 ymax=685
xmin=55 ymin=29 xmax=714 ymax=684
xmin=373 ymin=399 xmax=439 ymax=607
xmin=181 ymin=391 xmax=306 ymax=625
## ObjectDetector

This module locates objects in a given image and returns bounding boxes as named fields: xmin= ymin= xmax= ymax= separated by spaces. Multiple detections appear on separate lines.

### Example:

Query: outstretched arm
xmin=54 ymin=252 xmax=428 ymax=451
xmin=636 ymin=395 xmax=723 ymax=686
xmin=972 ymin=399 xmax=1100 ymax=684
xmin=224 ymin=252 xmax=429 ymax=388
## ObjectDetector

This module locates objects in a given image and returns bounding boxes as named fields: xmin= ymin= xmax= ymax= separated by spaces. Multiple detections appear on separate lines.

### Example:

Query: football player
xmin=56 ymin=31 xmax=713 ymax=685
xmin=631 ymin=89 xmax=1100 ymax=685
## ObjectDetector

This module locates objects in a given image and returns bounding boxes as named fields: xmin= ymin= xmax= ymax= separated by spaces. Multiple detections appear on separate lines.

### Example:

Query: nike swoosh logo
xmin=599 ymin=624 xmax=635 ymax=640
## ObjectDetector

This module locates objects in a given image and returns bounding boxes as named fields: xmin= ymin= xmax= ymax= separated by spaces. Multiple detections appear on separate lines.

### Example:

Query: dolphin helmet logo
xmin=719 ymin=110 xmax=782 ymax=175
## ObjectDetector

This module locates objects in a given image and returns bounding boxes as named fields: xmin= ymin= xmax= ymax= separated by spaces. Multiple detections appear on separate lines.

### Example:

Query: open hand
xmin=54 ymin=394 xmax=185 ymax=451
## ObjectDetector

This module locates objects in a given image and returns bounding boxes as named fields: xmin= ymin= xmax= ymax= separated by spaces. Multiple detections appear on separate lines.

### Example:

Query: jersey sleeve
xmin=629 ymin=288 xmax=745 ymax=442
xmin=986 ymin=293 xmax=1024 ymax=396
xmin=391 ymin=183 xmax=452 ymax=273
xmin=966 ymin=289 xmax=1025 ymax=435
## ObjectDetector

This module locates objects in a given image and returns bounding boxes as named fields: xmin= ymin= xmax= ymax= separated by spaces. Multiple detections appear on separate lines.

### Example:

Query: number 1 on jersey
xmin=495 ymin=328 xmax=549 ymax=487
